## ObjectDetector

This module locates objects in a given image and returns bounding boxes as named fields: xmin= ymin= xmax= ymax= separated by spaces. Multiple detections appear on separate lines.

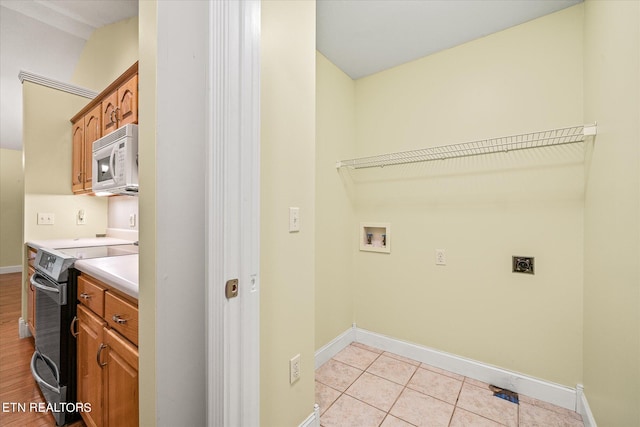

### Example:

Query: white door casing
xmin=206 ymin=1 xmax=260 ymax=426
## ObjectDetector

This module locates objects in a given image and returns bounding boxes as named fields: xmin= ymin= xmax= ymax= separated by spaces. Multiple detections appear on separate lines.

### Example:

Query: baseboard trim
xmin=0 ymin=265 xmax=22 ymax=274
xmin=298 ymin=404 xmax=320 ymax=427
xmin=314 ymin=324 xmax=356 ymax=369
xmin=18 ymin=317 xmax=31 ymax=339
xmin=576 ymin=384 xmax=598 ymax=427
xmin=316 ymin=325 xmax=582 ymax=414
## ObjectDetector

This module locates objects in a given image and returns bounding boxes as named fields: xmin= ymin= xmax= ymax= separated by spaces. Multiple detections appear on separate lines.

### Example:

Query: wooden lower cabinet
xmin=27 ymin=266 xmax=36 ymax=337
xmin=76 ymin=274 xmax=138 ymax=427
xmin=77 ymin=305 xmax=106 ymax=427
xmin=103 ymin=328 xmax=138 ymax=427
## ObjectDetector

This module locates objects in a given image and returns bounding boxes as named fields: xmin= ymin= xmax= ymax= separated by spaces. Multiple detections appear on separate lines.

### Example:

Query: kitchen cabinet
xmin=27 ymin=266 xmax=35 ymax=337
xmin=103 ymin=327 xmax=138 ymax=427
xmin=27 ymin=247 xmax=36 ymax=337
xmin=76 ymin=273 xmax=138 ymax=427
xmin=72 ymin=104 xmax=101 ymax=193
xmin=102 ymin=73 xmax=138 ymax=136
xmin=77 ymin=304 xmax=106 ymax=427
xmin=71 ymin=62 xmax=138 ymax=195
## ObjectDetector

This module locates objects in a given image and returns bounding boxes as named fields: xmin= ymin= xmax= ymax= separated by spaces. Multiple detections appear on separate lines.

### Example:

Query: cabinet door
xmin=27 ymin=266 xmax=36 ymax=337
xmin=72 ymin=120 xmax=84 ymax=193
xmin=117 ymin=74 xmax=138 ymax=128
xmin=83 ymin=105 xmax=102 ymax=191
xmin=102 ymin=92 xmax=118 ymax=136
xmin=77 ymin=305 xmax=106 ymax=427
xmin=104 ymin=328 xmax=138 ymax=427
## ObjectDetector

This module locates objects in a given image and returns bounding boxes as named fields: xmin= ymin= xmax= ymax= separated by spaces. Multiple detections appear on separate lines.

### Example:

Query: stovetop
xmin=57 ymin=244 xmax=139 ymax=260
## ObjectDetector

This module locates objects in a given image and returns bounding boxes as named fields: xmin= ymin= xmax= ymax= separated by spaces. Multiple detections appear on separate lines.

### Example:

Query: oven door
xmin=30 ymin=271 xmax=69 ymax=426
xmin=30 ymin=351 xmax=68 ymax=426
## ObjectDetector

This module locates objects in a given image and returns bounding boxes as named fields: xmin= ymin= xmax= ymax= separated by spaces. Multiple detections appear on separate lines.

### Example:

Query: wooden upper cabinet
xmin=72 ymin=120 xmax=85 ymax=193
xmin=71 ymin=62 xmax=138 ymax=194
xmin=102 ymin=73 xmax=138 ymax=135
xmin=84 ymin=104 xmax=102 ymax=190
xmin=71 ymin=104 xmax=101 ymax=194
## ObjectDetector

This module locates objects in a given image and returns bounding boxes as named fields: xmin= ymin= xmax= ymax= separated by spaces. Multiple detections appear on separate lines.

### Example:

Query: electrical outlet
xmin=77 ymin=209 xmax=86 ymax=225
xmin=435 ymin=249 xmax=446 ymax=265
xmin=290 ymin=354 xmax=301 ymax=384
xmin=129 ymin=213 xmax=136 ymax=228
xmin=37 ymin=213 xmax=55 ymax=225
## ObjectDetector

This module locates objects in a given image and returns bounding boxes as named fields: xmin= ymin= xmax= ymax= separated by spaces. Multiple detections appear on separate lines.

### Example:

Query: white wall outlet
xmin=129 ymin=213 xmax=137 ymax=228
xmin=77 ymin=209 xmax=86 ymax=225
xmin=289 ymin=354 xmax=301 ymax=384
xmin=37 ymin=212 xmax=55 ymax=225
xmin=289 ymin=207 xmax=300 ymax=232
xmin=435 ymin=249 xmax=446 ymax=265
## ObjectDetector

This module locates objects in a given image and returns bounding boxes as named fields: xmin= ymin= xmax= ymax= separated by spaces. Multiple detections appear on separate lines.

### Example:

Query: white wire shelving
xmin=336 ymin=123 xmax=597 ymax=170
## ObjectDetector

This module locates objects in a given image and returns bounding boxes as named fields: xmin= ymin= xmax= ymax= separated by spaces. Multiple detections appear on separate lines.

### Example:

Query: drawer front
xmin=104 ymin=292 xmax=138 ymax=346
xmin=77 ymin=276 xmax=106 ymax=317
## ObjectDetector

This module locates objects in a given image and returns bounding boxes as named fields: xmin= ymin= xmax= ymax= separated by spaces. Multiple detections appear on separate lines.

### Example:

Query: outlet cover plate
xmin=290 ymin=354 xmax=301 ymax=384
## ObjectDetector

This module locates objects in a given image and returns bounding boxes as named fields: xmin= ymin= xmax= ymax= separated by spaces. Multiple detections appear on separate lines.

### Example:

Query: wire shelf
xmin=336 ymin=124 xmax=597 ymax=170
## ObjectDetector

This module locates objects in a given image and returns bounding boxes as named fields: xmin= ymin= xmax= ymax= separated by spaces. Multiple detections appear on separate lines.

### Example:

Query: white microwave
xmin=92 ymin=124 xmax=139 ymax=196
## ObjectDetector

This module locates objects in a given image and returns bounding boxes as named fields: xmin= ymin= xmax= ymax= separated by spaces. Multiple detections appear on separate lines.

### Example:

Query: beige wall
xmin=0 ymin=148 xmax=23 ymax=268
xmin=137 ymin=1 xmax=156 ymax=425
xmin=583 ymin=1 xmax=640 ymax=425
xmin=22 ymin=82 xmax=108 ymax=241
xmin=316 ymin=5 xmax=585 ymax=388
xmin=315 ymin=52 xmax=357 ymax=348
xmin=261 ymin=1 xmax=317 ymax=425
xmin=72 ymin=17 xmax=139 ymax=91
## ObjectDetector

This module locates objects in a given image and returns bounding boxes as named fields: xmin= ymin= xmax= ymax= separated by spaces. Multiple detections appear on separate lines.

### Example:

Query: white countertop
xmin=74 ymin=254 xmax=139 ymax=299
xmin=27 ymin=237 xmax=134 ymax=250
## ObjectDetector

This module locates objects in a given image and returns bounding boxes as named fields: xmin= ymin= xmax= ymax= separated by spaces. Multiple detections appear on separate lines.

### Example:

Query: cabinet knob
xmin=79 ymin=292 xmax=91 ymax=300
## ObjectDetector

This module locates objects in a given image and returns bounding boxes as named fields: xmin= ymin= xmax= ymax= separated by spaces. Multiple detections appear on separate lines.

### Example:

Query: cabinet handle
xmin=77 ymin=172 xmax=82 ymax=182
xmin=70 ymin=316 xmax=79 ymax=338
xmin=97 ymin=343 xmax=108 ymax=367
xmin=112 ymin=314 xmax=127 ymax=325
xmin=79 ymin=292 xmax=91 ymax=300
xmin=109 ymin=109 xmax=117 ymax=125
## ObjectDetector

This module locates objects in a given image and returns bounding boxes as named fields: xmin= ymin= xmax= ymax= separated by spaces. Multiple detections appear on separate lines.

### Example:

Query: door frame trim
xmin=206 ymin=1 xmax=261 ymax=425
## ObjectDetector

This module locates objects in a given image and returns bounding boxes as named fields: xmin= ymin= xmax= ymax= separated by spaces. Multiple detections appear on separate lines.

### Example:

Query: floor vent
xmin=490 ymin=385 xmax=519 ymax=404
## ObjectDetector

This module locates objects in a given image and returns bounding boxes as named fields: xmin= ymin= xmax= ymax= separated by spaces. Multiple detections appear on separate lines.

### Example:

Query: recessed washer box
xmin=512 ymin=256 xmax=534 ymax=274
xmin=360 ymin=222 xmax=391 ymax=253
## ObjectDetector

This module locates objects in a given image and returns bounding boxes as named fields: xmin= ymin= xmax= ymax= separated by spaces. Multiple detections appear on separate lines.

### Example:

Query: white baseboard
xmin=316 ymin=325 xmax=585 ymax=415
xmin=298 ymin=404 xmax=320 ymax=427
xmin=0 ymin=265 xmax=22 ymax=274
xmin=314 ymin=324 xmax=356 ymax=369
xmin=576 ymin=384 xmax=598 ymax=427
xmin=18 ymin=317 xmax=32 ymax=338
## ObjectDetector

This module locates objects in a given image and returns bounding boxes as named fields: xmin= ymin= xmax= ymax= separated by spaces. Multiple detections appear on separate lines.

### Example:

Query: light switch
xmin=289 ymin=207 xmax=300 ymax=232
xmin=37 ymin=213 xmax=55 ymax=225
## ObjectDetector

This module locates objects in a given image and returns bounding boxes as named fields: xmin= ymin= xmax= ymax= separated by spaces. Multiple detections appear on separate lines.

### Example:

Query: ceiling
xmin=0 ymin=0 xmax=138 ymax=150
xmin=1 ymin=0 xmax=581 ymax=150
xmin=317 ymin=0 xmax=582 ymax=79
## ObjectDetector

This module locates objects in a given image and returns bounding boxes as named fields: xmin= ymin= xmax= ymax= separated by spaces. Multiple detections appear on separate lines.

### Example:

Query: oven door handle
xmin=30 ymin=272 xmax=60 ymax=294
xmin=30 ymin=352 xmax=61 ymax=394
xmin=30 ymin=272 xmax=67 ymax=305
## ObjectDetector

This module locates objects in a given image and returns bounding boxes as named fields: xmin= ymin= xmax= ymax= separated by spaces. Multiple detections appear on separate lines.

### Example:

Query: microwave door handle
xmin=109 ymin=145 xmax=120 ymax=185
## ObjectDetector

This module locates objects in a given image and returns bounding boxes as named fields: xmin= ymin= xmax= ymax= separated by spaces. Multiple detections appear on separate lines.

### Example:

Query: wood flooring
xmin=0 ymin=272 xmax=85 ymax=427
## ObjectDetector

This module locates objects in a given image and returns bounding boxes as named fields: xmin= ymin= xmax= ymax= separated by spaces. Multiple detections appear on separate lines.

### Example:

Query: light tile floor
xmin=315 ymin=343 xmax=584 ymax=427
